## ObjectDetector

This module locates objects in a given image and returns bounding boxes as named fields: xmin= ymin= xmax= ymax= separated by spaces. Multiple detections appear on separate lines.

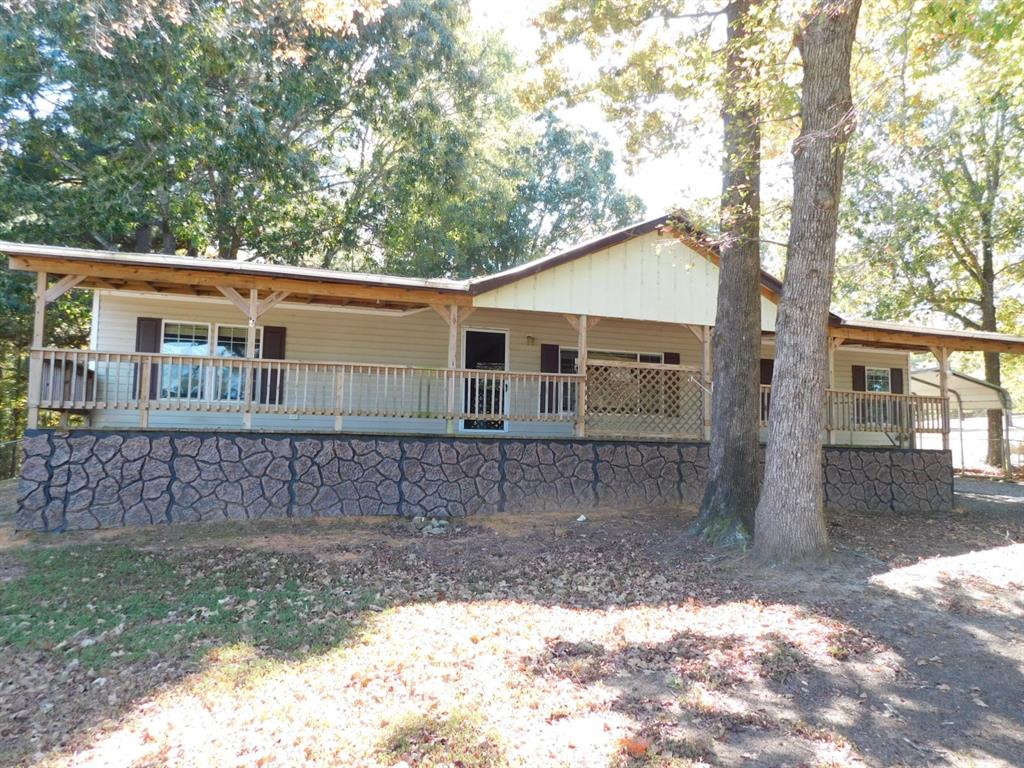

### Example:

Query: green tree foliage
xmin=0 ymin=0 xmax=641 ymax=443
xmin=364 ymin=111 xmax=644 ymax=278
xmin=1 ymin=0 xmax=640 ymax=267
xmin=838 ymin=0 xmax=1024 ymax=463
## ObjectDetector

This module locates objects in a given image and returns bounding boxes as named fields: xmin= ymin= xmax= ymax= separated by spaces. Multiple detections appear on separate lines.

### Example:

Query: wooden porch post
xmin=215 ymin=284 xmax=291 ymax=430
xmin=26 ymin=272 xmax=47 ymax=430
xmin=827 ymin=337 xmax=843 ymax=445
xmin=702 ymin=326 xmax=712 ymax=440
xmin=447 ymin=304 xmax=459 ymax=433
xmin=576 ymin=314 xmax=588 ymax=437
xmin=243 ymin=288 xmax=258 ymax=429
xmin=935 ymin=346 xmax=951 ymax=451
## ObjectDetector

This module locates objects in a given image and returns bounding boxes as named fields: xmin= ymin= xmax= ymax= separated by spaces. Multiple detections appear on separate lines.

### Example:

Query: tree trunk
xmin=980 ymin=252 xmax=1004 ymax=468
xmin=753 ymin=0 xmax=861 ymax=563
xmin=692 ymin=0 xmax=764 ymax=546
xmin=132 ymin=222 xmax=153 ymax=253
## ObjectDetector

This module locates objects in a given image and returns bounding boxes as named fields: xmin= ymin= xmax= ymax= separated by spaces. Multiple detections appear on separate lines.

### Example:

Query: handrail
xmin=29 ymin=348 xmax=582 ymax=425
xmin=26 ymin=348 xmax=949 ymax=439
xmin=758 ymin=383 xmax=947 ymax=434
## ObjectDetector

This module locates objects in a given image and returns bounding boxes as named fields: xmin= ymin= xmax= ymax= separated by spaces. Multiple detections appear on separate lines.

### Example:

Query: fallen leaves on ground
xmin=0 ymin=500 xmax=1021 ymax=768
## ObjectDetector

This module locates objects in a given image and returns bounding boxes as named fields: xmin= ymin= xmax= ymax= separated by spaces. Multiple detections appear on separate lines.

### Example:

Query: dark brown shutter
xmin=663 ymin=352 xmax=681 ymax=365
xmin=890 ymin=367 xmax=904 ymax=394
xmin=851 ymin=365 xmax=867 ymax=424
xmin=852 ymin=365 xmax=866 ymax=391
xmin=889 ymin=367 xmax=904 ymax=426
xmin=540 ymin=344 xmax=559 ymax=373
xmin=539 ymin=344 xmax=560 ymax=414
xmin=259 ymin=326 xmax=286 ymax=405
xmin=758 ymin=358 xmax=774 ymax=420
xmin=134 ymin=317 xmax=161 ymax=399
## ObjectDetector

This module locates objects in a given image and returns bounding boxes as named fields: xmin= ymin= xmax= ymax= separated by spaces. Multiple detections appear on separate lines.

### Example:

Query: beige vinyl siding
xmin=473 ymin=231 xmax=779 ymax=331
xmin=831 ymin=348 xmax=911 ymax=392
xmin=89 ymin=293 xmax=705 ymax=435
xmin=757 ymin=342 xmax=910 ymax=390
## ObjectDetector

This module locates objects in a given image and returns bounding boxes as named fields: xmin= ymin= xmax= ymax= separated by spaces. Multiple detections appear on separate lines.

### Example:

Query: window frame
xmin=213 ymin=323 xmax=264 ymax=360
xmin=557 ymin=348 xmax=664 ymax=374
xmin=865 ymin=366 xmax=892 ymax=394
xmin=158 ymin=320 xmax=212 ymax=401
xmin=212 ymin=323 xmax=264 ymax=403
xmin=157 ymin=320 xmax=266 ymax=402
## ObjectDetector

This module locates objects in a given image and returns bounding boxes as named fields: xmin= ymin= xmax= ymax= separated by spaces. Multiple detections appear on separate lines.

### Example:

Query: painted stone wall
xmin=17 ymin=430 xmax=953 ymax=531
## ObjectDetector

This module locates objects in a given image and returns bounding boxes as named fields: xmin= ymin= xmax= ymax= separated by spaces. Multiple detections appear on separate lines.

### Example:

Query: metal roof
xmin=0 ymin=240 xmax=468 ymax=293
xmin=911 ymin=367 xmax=1014 ymax=412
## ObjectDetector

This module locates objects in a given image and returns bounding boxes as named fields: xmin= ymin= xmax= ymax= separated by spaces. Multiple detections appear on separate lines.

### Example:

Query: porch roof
xmin=1 ymin=241 xmax=471 ymax=310
xmin=829 ymin=319 xmax=1024 ymax=355
xmin=5 ymin=228 xmax=1024 ymax=355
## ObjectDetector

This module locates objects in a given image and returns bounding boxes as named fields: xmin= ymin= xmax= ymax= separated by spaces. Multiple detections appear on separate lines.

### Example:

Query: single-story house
xmin=7 ymin=214 xmax=1024 ymax=529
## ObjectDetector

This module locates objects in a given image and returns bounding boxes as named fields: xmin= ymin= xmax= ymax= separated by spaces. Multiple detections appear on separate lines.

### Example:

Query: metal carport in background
xmin=912 ymin=367 xmax=1019 ymax=475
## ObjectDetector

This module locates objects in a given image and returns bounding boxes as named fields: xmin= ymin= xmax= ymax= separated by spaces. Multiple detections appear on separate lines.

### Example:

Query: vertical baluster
xmin=68 ymin=350 xmax=77 ymax=408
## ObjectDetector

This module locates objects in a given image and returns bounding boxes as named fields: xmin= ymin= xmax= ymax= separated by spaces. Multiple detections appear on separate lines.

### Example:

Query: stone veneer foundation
xmin=17 ymin=430 xmax=954 ymax=531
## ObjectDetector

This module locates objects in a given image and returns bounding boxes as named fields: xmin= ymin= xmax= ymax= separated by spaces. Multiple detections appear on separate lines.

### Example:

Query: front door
xmin=463 ymin=329 xmax=507 ymax=431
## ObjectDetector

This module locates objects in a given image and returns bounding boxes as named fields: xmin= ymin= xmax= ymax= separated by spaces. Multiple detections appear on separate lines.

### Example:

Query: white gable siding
xmin=473 ymin=231 xmax=779 ymax=331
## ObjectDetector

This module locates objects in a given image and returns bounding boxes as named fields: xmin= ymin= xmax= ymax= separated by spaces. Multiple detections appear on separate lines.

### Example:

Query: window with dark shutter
xmin=759 ymin=358 xmax=774 ymax=421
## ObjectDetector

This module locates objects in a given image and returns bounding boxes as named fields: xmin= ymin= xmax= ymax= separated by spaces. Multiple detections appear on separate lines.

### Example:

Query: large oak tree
xmin=754 ymin=0 xmax=862 ymax=562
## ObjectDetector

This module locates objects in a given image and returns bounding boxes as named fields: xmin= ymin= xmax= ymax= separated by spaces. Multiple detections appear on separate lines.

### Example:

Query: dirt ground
xmin=0 ymin=479 xmax=1022 ymax=768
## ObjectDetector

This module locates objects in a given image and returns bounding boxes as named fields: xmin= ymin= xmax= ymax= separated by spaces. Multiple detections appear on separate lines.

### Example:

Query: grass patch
xmin=380 ymin=712 xmax=507 ymax=768
xmin=0 ymin=545 xmax=360 ymax=668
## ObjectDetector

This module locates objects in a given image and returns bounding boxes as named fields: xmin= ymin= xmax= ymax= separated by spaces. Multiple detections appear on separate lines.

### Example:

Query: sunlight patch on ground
xmin=870 ymin=543 xmax=1024 ymax=616
xmin=38 ymin=599 xmax=870 ymax=768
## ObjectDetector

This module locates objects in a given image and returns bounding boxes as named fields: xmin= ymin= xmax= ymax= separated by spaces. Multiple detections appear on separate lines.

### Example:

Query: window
xmin=558 ymin=349 xmax=663 ymax=373
xmin=214 ymin=325 xmax=262 ymax=401
xmin=157 ymin=322 xmax=263 ymax=401
xmin=160 ymin=322 xmax=210 ymax=399
xmin=866 ymin=367 xmax=891 ymax=393
xmin=858 ymin=367 xmax=894 ymax=426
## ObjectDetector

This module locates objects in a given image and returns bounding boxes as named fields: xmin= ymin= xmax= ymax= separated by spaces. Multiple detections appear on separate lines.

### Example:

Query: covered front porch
xmin=30 ymin=344 xmax=948 ymax=446
xmin=9 ymin=239 xmax=1023 ymax=448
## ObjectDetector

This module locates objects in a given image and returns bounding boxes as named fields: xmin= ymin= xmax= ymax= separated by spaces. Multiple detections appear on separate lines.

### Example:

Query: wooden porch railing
xmin=758 ymin=384 xmax=947 ymax=435
xmin=29 ymin=348 xmax=582 ymax=427
xmin=28 ymin=349 xmax=949 ymax=441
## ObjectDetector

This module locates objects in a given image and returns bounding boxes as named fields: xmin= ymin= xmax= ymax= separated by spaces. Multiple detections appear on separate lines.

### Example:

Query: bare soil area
xmin=0 ymin=479 xmax=1021 ymax=768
